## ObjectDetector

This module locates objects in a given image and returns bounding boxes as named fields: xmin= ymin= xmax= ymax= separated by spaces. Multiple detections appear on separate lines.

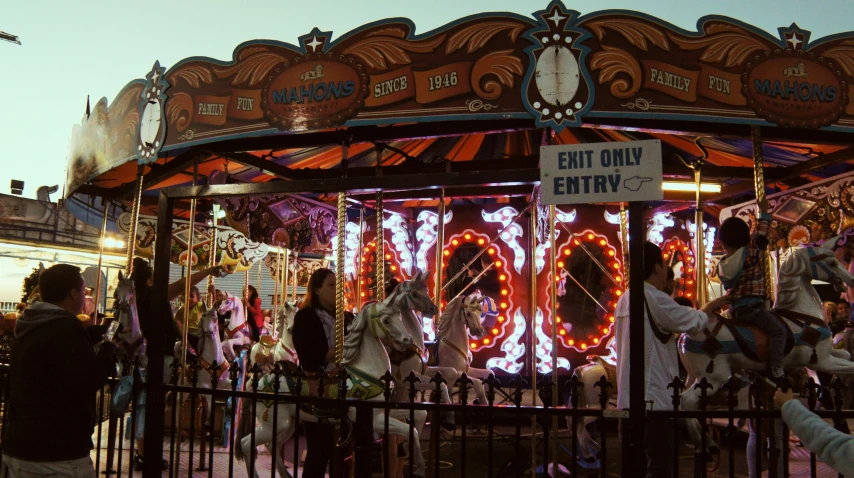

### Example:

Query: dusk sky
xmin=3 ymin=0 xmax=853 ymax=199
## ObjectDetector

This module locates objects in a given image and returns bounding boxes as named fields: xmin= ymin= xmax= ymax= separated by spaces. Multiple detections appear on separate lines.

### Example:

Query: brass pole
xmin=376 ymin=192 xmax=385 ymax=301
xmin=751 ymin=125 xmax=774 ymax=304
xmin=529 ymin=194 xmax=539 ymax=477
xmin=357 ymin=208 xmax=365 ymax=310
xmin=336 ymin=192 xmax=347 ymax=364
xmin=619 ymin=203 xmax=630 ymax=283
xmin=292 ymin=251 xmax=299 ymax=304
xmin=125 ymin=164 xmax=145 ymax=275
xmin=273 ymin=247 xmax=281 ymax=319
xmin=694 ymin=168 xmax=707 ymax=308
xmin=206 ymin=204 xmax=220 ymax=309
xmin=548 ymin=204 xmax=559 ymax=474
xmin=180 ymin=160 xmax=198 ymax=373
xmin=434 ymin=189 xmax=446 ymax=320
xmin=282 ymin=248 xmax=290 ymax=307
xmin=93 ymin=199 xmax=109 ymax=323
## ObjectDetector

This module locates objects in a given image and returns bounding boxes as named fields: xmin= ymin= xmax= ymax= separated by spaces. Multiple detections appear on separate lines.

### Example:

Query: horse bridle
xmin=808 ymin=249 xmax=844 ymax=289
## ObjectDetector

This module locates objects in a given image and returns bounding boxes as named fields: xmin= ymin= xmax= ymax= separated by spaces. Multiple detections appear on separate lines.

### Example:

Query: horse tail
xmin=234 ymin=386 xmax=254 ymax=461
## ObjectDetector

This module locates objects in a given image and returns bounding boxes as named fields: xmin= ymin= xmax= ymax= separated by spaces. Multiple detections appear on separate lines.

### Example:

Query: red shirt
xmin=247 ymin=298 xmax=263 ymax=328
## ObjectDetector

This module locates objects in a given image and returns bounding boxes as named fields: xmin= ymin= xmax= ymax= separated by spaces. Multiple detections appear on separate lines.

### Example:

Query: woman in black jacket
xmin=292 ymin=268 xmax=354 ymax=477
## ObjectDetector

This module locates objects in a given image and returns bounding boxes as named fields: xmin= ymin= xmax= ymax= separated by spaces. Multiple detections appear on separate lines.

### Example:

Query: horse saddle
xmin=389 ymin=344 xmax=423 ymax=367
xmin=587 ymin=355 xmax=618 ymax=396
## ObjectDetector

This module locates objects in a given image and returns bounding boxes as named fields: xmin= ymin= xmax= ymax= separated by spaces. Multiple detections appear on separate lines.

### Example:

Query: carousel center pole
xmin=206 ymin=204 xmax=220 ymax=309
xmin=529 ymin=194 xmax=538 ymax=478
xmin=125 ymin=164 xmax=145 ymax=275
xmin=93 ymin=198 xmax=110 ymax=323
xmin=336 ymin=142 xmax=349 ymax=364
xmin=357 ymin=207 xmax=364 ymax=310
xmin=548 ymin=204 xmax=559 ymax=475
xmin=751 ymin=126 xmax=774 ymax=304
xmin=434 ymin=188 xmax=446 ymax=318
xmin=694 ymin=165 xmax=707 ymax=308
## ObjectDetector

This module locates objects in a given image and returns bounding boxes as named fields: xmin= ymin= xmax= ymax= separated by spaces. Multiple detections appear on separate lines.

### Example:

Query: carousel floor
xmin=86 ymin=418 xmax=843 ymax=477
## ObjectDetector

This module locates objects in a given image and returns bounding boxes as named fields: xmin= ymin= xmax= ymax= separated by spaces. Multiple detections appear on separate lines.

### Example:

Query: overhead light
xmin=216 ymin=209 xmax=226 ymax=219
xmin=662 ymin=181 xmax=721 ymax=193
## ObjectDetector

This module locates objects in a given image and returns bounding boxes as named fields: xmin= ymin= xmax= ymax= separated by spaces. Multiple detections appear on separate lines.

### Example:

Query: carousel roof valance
xmin=66 ymin=0 xmax=854 ymax=219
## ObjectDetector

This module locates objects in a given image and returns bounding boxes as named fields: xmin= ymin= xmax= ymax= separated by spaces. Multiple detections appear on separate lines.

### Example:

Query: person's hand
xmin=208 ymin=265 xmax=225 ymax=277
xmin=773 ymin=387 xmax=794 ymax=409
xmin=701 ymin=295 xmax=731 ymax=314
xmin=467 ymin=268 xmax=476 ymax=278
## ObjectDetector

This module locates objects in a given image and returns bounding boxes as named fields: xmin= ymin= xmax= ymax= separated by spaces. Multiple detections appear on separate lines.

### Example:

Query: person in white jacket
xmin=775 ymin=388 xmax=854 ymax=477
xmin=615 ymin=241 xmax=730 ymax=477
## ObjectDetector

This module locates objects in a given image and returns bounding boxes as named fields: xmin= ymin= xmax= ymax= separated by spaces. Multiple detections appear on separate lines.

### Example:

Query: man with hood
xmin=2 ymin=264 xmax=116 ymax=477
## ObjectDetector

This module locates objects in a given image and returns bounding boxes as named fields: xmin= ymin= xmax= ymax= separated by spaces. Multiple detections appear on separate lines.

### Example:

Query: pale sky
xmin=3 ymin=0 xmax=853 ymax=200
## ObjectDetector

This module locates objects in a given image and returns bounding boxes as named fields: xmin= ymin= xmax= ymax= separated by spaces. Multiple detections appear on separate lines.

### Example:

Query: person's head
xmin=132 ymin=257 xmax=152 ymax=288
xmin=245 ymin=285 xmax=258 ymax=303
xmin=663 ymin=267 xmax=675 ymax=296
xmin=385 ymin=278 xmax=401 ymax=299
xmin=838 ymin=301 xmax=851 ymax=320
xmin=643 ymin=241 xmax=668 ymax=289
xmin=302 ymin=268 xmax=336 ymax=311
xmin=39 ymin=264 xmax=86 ymax=315
xmin=719 ymin=217 xmax=751 ymax=254
xmin=187 ymin=286 xmax=200 ymax=308
xmin=673 ymin=297 xmax=695 ymax=308
xmin=215 ymin=289 xmax=224 ymax=303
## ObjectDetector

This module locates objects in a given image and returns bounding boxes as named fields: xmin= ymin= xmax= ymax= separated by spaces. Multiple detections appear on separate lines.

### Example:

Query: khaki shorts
xmin=3 ymin=455 xmax=95 ymax=478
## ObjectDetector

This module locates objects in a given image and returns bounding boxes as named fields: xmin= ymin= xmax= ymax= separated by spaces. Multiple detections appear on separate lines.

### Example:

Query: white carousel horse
xmin=429 ymin=291 xmax=490 ymax=405
xmin=249 ymin=302 xmax=298 ymax=373
xmin=386 ymin=271 xmax=456 ymax=431
xmin=218 ymin=292 xmax=253 ymax=362
xmin=112 ymin=272 xmax=147 ymax=368
xmin=235 ymin=288 xmax=427 ymax=478
xmin=189 ymin=308 xmax=233 ymax=389
xmin=680 ymin=236 xmax=854 ymax=446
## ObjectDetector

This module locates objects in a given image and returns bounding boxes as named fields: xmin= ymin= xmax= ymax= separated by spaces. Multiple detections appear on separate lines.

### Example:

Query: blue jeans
xmin=733 ymin=302 xmax=787 ymax=376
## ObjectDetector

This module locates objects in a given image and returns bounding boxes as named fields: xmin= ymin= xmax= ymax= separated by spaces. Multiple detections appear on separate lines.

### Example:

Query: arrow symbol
xmin=623 ymin=176 xmax=653 ymax=191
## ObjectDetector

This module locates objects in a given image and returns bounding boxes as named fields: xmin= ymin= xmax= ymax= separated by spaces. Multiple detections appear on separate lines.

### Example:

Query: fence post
xmin=353 ymin=401 xmax=374 ymax=477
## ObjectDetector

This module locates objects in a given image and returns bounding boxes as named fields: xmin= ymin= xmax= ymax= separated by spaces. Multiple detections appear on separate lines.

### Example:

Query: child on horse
xmin=718 ymin=200 xmax=787 ymax=385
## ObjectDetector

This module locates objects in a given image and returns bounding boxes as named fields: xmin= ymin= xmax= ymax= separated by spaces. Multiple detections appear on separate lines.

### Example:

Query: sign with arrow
xmin=539 ymin=139 xmax=662 ymax=205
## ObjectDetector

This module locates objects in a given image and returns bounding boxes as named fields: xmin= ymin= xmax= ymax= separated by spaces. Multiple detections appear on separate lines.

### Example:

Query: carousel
xmin=60 ymin=1 xmax=854 ymax=476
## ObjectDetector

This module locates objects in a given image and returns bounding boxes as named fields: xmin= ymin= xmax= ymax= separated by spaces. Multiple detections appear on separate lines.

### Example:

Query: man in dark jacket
xmin=3 ymin=264 xmax=116 ymax=477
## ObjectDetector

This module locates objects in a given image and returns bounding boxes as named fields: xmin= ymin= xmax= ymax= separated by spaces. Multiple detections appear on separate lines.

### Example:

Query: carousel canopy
xmin=66 ymin=1 xmax=854 ymax=229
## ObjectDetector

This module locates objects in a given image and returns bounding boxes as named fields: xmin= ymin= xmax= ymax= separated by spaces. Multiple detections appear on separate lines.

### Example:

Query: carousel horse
xmin=249 ymin=302 xmax=298 ymax=373
xmin=190 ymin=308 xmax=233 ymax=389
xmin=428 ymin=291 xmax=491 ymax=405
xmin=235 ymin=288 xmax=428 ymax=478
xmin=386 ymin=271 xmax=456 ymax=432
xmin=112 ymin=272 xmax=147 ymax=367
xmin=218 ymin=292 xmax=253 ymax=362
xmin=680 ymin=236 xmax=854 ymax=447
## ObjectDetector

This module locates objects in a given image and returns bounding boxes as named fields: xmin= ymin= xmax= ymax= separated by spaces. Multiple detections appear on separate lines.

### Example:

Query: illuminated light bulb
xmin=559 ymin=329 xmax=566 ymax=335
xmin=488 ymin=248 xmax=496 ymax=255
xmin=501 ymin=289 xmax=508 ymax=296
xmin=613 ymin=263 xmax=620 ymax=269
xmin=477 ymin=238 xmax=485 ymax=245
xmin=609 ymin=316 xmax=616 ymax=323
xmin=603 ymin=328 xmax=610 ymax=334
xmin=663 ymin=253 xmax=669 ymax=259
xmin=608 ymin=250 xmax=615 ymax=257
xmin=557 ymin=261 xmax=564 ymax=268
xmin=492 ymin=328 xmax=499 ymax=335
xmin=470 ymin=343 xmax=477 ymax=349
xmin=686 ymin=293 xmax=692 ymax=298
xmin=385 ymin=254 xmax=391 ymax=260
xmin=360 ymin=292 xmax=365 ymax=297
xmin=500 ymin=302 xmax=508 ymax=309
xmin=496 ymin=261 xmax=503 ymax=267
xmin=483 ymin=338 xmax=491 ymax=345
xmin=574 ymin=240 xmax=580 ymax=245
xmin=360 ymin=280 xmax=365 ymax=285
xmin=581 ymin=343 xmax=588 ymax=350
xmin=556 ymin=276 xmax=562 ymax=283
xmin=587 ymin=233 xmax=594 ymax=240
xmin=599 ymin=239 xmax=606 ymax=246
xmin=465 ymin=233 xmax=472 ymax=240
xmin=497 ymin=316 xmax=504 ymax=323
xmin=687 ymin=280 xmax=694 ymax=285
xmin=564 ymin=249 xmax=571 ymax=256
xmin=391 ymin=265 xmax=397 ymax=271
xmin=443 ymin=250 xmax=450 ymax=256
xmin=452 ymin=239 xmax=459 ymax=246
xmin=670 ymin=245 xmax=676 ymax=250
xmin=556 ymin=316 xmax=561 ymax=322
xmin=568 ymin=339 xmax=575 ymax=346
xmin=499 ymin=274 xmax=506 ymax=281
xmin=616 ymin=276 xmax=622 ymax=283
xmin=683 ymin=246 xmax=688 ymax=251
xmin=593 ymin=338 xmax=600 ymax=345
xmin=615 ymin=290 xmax=622 ymax=297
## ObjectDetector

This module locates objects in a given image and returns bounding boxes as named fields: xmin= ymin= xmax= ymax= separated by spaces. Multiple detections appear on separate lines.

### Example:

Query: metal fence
xmin=0 ymin=335 xmax=852 ymax=477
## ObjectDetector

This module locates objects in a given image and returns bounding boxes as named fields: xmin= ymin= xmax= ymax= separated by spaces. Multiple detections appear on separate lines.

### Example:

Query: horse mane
xmin=775 ymin=247 xmax=809 ymax=311
xmin=341 ymin=301 xmax=375 ymax=365
xmin=436 ymin=296 xmax=463 ymax=338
